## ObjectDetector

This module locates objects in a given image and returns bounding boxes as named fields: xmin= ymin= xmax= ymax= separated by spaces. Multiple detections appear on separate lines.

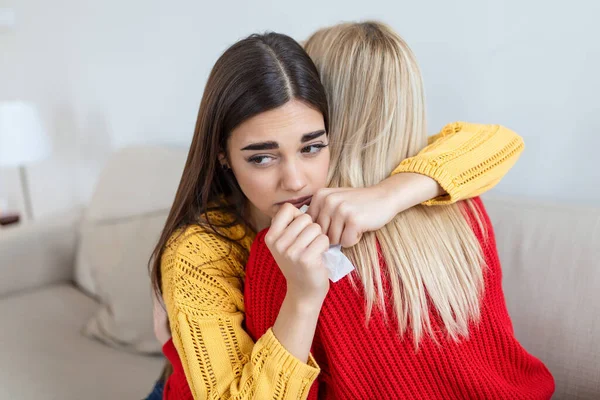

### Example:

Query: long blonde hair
xmin=305 ymin=21 xmax=486 ymax=345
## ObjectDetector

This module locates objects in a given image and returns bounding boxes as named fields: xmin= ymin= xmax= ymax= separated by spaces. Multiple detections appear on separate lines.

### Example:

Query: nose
xmin=280 ymin=160 xmax=307 ymax=193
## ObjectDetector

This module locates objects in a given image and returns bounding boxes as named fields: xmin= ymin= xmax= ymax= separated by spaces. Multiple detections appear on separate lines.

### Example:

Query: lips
xmin=278 ymin=195 xmax=312 ymax=209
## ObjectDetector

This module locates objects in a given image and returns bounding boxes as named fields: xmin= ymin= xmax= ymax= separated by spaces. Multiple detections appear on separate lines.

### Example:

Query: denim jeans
xmin=144 ymin=380 xmax=164 ymax=400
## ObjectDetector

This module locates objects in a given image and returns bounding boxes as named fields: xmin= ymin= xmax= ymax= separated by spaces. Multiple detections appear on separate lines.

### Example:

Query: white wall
xmin=1 ymin=0 xmax=599 ymax=219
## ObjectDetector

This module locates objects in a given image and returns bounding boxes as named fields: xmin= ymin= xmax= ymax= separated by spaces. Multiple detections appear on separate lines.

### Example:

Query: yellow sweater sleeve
xmin=161 ymin=225 xmax=319 ymax=400
xmin=391 ymin=121 xmax=524 ymax=205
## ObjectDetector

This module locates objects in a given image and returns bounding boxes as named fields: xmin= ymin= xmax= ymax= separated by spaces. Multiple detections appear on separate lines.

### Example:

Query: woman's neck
xmin=245 ymin=202 xmax=271 ymax=232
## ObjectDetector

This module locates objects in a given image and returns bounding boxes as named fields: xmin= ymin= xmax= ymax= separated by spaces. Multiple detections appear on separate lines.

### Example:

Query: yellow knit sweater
xmin=161 ymin=122 xmax=524 ymax=399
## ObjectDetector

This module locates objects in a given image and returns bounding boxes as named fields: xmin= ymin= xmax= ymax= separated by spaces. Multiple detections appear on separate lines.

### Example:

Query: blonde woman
xmin=241 ymin=22 xmax=555 ymax=399
xmin=148 ymin=28 xmax=527 ymax=399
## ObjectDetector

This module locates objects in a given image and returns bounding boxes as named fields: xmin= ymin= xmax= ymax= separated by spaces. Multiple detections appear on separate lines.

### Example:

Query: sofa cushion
xmin=75 ymin=146 xmax=187 ymax=296
xmin=80 ymin=212 xmax=168 ymax=353
xmin=74 ymin=146 xmax=187 ymax=354
xmin=0 ymin=284 xmax=163 ymax=400
xmin=484 ymin=196 xmax=600 ymax=399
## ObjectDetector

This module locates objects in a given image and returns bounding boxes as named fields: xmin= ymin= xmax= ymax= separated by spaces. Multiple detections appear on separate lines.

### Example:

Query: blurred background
xmin=0 ymin=0 xmax=598 ymax=221
xmin=0 ymin=1 xmax=599 ymax=399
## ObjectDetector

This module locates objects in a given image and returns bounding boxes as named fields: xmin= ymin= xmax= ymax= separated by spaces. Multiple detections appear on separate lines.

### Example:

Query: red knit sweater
xmin=244 ymin=198 xmax=554 ymax=399
xmin=162 ymin=338 xmax=192 ymax=400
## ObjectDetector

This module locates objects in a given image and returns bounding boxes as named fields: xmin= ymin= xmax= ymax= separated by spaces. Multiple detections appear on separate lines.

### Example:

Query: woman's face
xmin=226 ymin=99 xmax=329 ymax=227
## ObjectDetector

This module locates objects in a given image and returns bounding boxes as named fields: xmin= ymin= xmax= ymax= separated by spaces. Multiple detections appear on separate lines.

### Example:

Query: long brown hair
xmin=149 ymin=32 xmax=329 ymax=296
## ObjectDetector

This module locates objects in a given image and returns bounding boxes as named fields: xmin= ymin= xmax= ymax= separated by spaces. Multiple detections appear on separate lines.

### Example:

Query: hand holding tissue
xmin=299 ymin=205 xmax=355 ymax=282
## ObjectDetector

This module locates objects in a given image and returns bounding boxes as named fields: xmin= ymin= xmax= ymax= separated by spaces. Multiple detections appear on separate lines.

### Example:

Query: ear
xmin=218 ymin=152 xmax=230 ymax=169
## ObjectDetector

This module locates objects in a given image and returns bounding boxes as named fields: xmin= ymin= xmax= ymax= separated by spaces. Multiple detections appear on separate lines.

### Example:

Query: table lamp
xmin=0 ymin=101 xmax=51 ymax=221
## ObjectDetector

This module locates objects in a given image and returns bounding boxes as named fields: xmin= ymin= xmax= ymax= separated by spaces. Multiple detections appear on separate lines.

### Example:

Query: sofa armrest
xmin=0 ymin=209 xmax=82 ymax=298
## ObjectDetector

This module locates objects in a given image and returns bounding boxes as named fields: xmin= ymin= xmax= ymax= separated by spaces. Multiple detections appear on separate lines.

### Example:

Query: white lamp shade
xmin=0 ymin=101 xmax=51 ymax=167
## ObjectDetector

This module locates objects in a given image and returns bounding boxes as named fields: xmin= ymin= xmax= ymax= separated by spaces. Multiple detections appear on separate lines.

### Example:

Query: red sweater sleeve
xmin=162 ymin=338 xmax=193 ymax=400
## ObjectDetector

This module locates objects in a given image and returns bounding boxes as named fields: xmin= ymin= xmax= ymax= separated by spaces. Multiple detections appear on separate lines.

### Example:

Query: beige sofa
xmin=0 ymin=146 xmax=598 ymax=399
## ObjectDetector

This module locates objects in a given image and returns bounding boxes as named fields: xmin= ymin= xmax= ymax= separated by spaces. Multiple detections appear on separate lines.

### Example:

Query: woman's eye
xmin=301 ymin=143 xmax=328 ymax=154
xmin=248 ymin=155 xmax=273 ymax=165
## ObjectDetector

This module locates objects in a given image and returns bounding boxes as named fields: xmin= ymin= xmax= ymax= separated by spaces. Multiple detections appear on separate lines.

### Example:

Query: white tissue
xmin=299 ymin=205 xmax=356 ymax=282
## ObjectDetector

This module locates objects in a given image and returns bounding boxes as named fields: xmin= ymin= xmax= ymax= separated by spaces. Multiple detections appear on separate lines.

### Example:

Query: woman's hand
xmin=265 ymin=203 xmax=331 ymax=304
xmin=307 ymin=173 xmax=444 ymax=247
xmin=152 ymin=290 xmax=172 ymax=346
xmin=267 ymin=203 xmax=331 ymax=363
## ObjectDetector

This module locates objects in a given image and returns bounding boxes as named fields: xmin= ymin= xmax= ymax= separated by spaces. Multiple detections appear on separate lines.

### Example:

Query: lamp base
xmin=0 ymin=213 xmax=20 ymax=226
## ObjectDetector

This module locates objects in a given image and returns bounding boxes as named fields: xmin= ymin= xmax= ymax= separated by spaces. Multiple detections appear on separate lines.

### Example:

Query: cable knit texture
xmin=159 ymin=122 xmax=527 ymax=399
xmin=243 ymin=198 xmax=555 ymax=399
xmin=395 ymin=122 xmax=525 ymax=205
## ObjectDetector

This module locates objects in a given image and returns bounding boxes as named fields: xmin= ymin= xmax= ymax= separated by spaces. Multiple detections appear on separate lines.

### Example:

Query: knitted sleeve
xmin=391 ymin=122 xmax=524 ymax=205
xmin=161 ymin=225 xmax=319 ymax=400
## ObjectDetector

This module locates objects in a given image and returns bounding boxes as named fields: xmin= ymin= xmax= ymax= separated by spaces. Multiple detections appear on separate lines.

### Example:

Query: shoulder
xmin=161 ymin=219 xmax=254 ymax=281
xmin=165 ymin=220 xmax=250 ymax=262
xmin=160 ymin=223 xmax=252 ymax=312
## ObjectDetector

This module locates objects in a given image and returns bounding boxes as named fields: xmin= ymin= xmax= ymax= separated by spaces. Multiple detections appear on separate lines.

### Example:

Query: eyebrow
xmin=240 ymin=130 xmax=326 ymax=151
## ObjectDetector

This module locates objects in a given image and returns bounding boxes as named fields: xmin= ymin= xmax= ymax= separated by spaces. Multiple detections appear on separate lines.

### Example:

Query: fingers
xmin=317 ymin=212 xmax=332 ymax=238
xmin=274 ymin=188 xmax=364 ymax=250
xmin=340 ymin=224 xmax=362 ymax=248
xmin=274 ymin=214 xmax=314 ymax=253
xmin=315 ymin=190 xmax=340 ymax=235
xmin=308 ymin=188 xmax=349 ymax=223
xmin=309 ymin=189 xmax=362 ymax=246
xmin=335 ymin=208 xmax=361 ymax=247
xmin=286 ymin=222 xmax=326 ymax=260
xmin=266 ymin=203 xmax=303 ymax=246
xmin=307 ymin=188 xmax=332 ymax=221
xmin=322 ymin=199 xmax=350 ymax=245
xmin=327 ymin=209 xmax=345 ymax=245
xmin=302 ymin=233 xmax=330 ymax=262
